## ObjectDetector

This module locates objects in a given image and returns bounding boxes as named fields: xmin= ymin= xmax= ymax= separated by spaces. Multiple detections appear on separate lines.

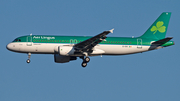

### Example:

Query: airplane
xmin=6 ymin=12 xmax=174 ymax=67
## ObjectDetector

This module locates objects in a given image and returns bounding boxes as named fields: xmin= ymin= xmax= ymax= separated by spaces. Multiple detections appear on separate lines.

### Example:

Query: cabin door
xmin=27 ymin=35 xmax=32 ymax=46
xmin=137 ymin=38 xmax=142 ymax=48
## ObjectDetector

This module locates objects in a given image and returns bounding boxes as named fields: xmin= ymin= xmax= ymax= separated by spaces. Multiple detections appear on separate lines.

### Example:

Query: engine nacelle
xmin=54 ymin=54 xmax=77 ymax=63
xmin=58 ymin=46 xmax=75 ymax=56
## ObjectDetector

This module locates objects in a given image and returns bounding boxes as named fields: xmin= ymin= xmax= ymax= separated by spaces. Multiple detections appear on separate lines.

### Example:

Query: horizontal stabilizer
xmin=152 ymin=37 xmax=173 ymax=46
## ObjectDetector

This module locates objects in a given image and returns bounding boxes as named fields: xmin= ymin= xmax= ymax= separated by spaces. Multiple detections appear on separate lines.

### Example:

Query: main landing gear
xmin=26 ymin=53 xmax=31 ymax=63
xmin=80 ymin=56 xmax=90 ymax=67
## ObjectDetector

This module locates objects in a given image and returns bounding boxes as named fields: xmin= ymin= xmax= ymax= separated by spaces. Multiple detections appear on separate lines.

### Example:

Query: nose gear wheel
xmin=26 ymin=53 xmax=31 ymax=63
xmin=26 ymin=59 xmax=30 ymax=63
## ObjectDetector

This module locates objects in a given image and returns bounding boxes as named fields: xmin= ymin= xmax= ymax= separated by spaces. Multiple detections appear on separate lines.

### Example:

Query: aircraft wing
xmin=74 ymin=29 xmax=114 ymax=53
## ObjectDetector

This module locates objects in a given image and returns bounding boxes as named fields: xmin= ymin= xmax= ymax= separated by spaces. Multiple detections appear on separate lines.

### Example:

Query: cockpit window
xmin=13 ymin=38 xmax=21 ymax=42
xmin=13 ymin=39 xmax=18 ymax=42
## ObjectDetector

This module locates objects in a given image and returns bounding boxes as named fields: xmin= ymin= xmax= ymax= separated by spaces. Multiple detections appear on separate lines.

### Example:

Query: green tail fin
xmin=139 ymin=12 xmax=171 ymax=40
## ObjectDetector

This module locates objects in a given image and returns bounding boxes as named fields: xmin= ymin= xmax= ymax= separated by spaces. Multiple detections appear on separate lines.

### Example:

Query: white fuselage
xmin=6 ymin=42 xmax=151 ymax=56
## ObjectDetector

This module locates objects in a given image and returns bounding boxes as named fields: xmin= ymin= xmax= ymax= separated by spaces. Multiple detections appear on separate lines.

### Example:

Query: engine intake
xmin=54 ymin=54 xmax=77 ymax=63
xmin=58 ymin=46 xmax=75 ymax=56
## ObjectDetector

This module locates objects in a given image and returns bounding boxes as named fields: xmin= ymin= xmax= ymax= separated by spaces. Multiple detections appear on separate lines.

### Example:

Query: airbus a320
xmin=6 ymin=12 xmax=174 ymax=67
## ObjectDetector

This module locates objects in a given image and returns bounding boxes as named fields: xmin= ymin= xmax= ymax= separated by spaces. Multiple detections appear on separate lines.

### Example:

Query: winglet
xmin=109 ymin=28 xmax=114 ymax=33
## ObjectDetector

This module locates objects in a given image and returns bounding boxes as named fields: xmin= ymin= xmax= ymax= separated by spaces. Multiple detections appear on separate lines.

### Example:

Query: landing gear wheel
xmin=81 ymin=62 xmax=87 ymax=67
xmin=26 ymin=59 xmax=30 ymax=63
xmin=26 ymin=53 xmax=31 ymax=64
xmin=85 ymin=57 xmax=90 ymax=63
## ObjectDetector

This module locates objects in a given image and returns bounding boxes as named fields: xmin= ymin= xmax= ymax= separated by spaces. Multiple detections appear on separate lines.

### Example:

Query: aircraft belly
xmin=96 ymin=45 xmax=150 ymax=55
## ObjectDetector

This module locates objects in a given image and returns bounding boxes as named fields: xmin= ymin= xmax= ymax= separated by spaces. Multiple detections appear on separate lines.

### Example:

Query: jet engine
xmin=58 ymin=46 xmax=75 ymax=56
xmin=54 ymin=54 xmax=77 ymax=63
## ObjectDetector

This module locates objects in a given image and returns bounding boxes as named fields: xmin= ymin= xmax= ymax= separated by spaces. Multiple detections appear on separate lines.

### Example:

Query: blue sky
xmin=1 ymin=0 xmax=180 ymax=101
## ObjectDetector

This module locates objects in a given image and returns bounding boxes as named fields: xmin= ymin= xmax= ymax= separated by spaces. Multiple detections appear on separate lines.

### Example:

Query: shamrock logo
xmin=151 ymin=21 xmax=166 ymax=34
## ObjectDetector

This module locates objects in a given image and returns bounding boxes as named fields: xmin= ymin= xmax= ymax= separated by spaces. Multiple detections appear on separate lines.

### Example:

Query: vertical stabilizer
xmin=139 ymin=12 xmax=171 ymax=40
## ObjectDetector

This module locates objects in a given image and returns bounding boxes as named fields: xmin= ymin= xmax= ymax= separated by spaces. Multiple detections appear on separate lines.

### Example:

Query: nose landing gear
xmin=26 ymin=59 xmax=30 ymax=63
xmin=26 ymin=53 xmax=31 ymax=63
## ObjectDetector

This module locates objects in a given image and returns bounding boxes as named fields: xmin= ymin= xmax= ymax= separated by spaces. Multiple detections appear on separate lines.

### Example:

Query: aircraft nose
xmin=6 ymin=43 xmax=13 ymax=51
